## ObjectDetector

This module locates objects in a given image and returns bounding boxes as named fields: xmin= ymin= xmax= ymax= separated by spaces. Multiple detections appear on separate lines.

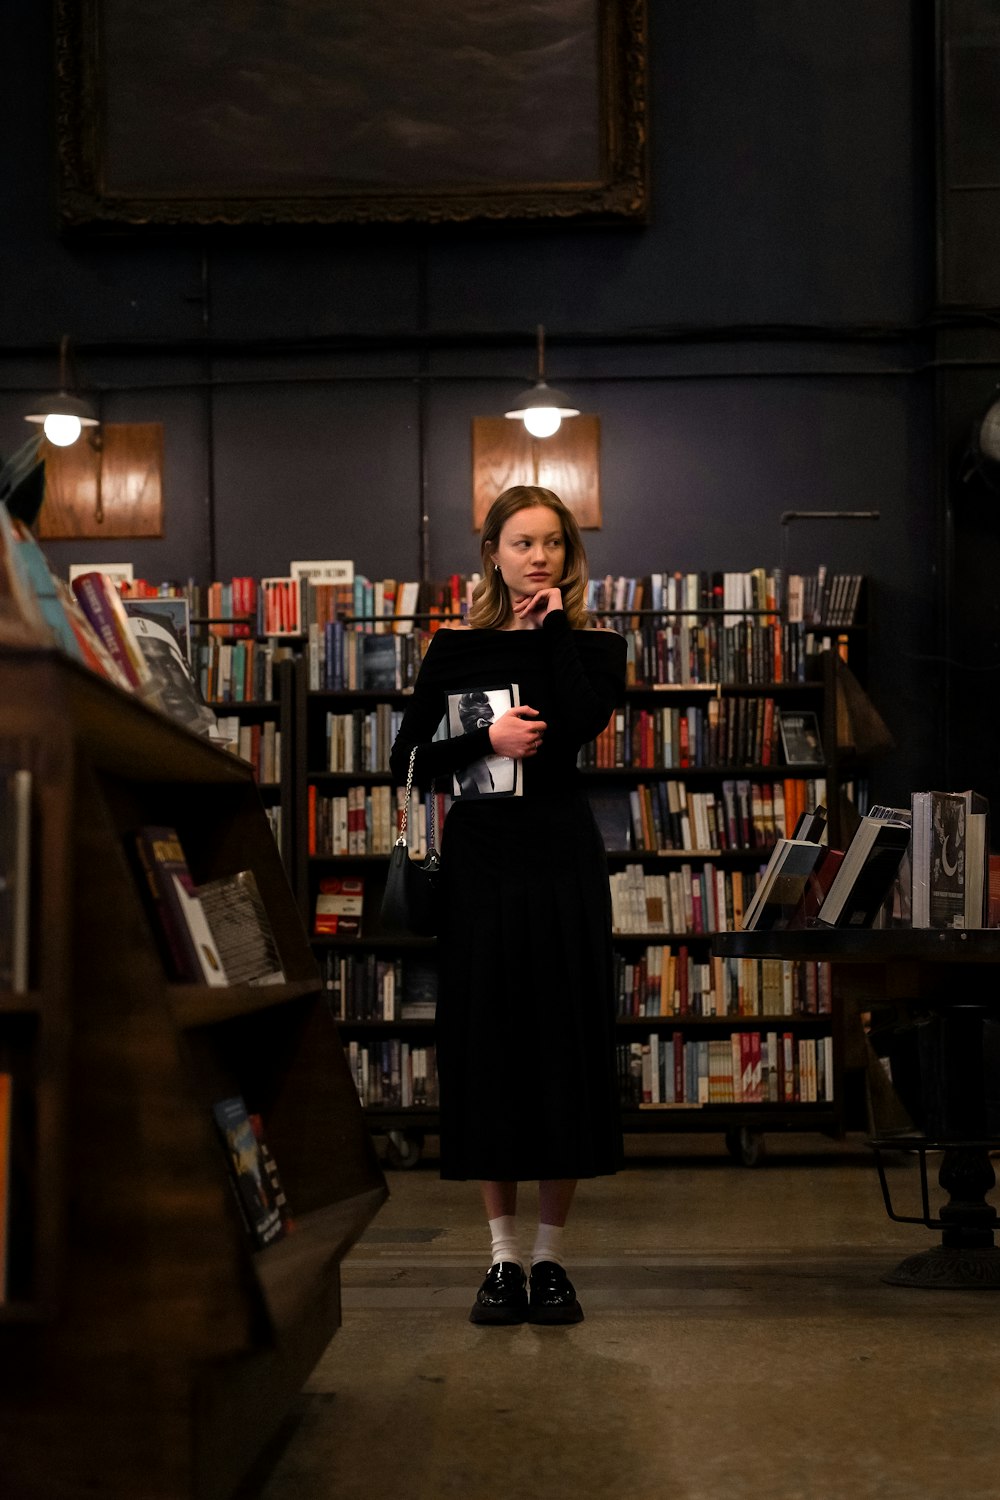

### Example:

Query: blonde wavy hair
xmin=468 ymin=486 xmax=592 ymax=630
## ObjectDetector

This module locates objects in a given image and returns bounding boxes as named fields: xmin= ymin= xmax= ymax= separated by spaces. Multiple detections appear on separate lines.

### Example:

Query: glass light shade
xmin=522 ymin=407 xmax=563 ymax=438
xmin=43 ymin=412 xmax=83 ymax=447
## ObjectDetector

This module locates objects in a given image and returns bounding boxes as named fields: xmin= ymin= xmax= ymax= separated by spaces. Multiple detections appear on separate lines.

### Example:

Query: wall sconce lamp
xmin=505 ymin=324 xmax=580 ymax=439
xmin=24 ymin=335 xmax=100 ymax=448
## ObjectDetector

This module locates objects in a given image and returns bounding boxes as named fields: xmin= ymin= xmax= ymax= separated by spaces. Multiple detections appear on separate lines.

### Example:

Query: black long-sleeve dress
xmin=389 ymin=611 xmax=627 ymax=1181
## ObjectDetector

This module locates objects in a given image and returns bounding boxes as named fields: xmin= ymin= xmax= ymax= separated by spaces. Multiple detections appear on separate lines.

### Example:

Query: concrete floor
xmin=245 ymin=1134 xmax=1000 ymax=1500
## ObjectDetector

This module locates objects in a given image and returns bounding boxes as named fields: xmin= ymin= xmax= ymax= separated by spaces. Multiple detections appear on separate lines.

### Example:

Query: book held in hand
xmin=212 ymin=1096 xmax=286 ymax=1250
xmin=446 ymin=683 xmax=523 ymax=798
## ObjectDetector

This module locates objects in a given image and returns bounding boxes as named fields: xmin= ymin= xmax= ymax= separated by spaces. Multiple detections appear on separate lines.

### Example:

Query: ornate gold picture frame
xmin=56 ymin=0 xmax=648 ymax=230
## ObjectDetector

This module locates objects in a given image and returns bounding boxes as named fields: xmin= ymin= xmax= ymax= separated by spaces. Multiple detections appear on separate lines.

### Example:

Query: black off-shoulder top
xmin=388 ymin=612 xmax=627 ymax=798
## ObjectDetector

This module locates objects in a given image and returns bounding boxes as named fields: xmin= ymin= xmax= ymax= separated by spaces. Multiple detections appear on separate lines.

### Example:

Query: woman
xmin=389 ymin=486 xmax=627 ymax=1326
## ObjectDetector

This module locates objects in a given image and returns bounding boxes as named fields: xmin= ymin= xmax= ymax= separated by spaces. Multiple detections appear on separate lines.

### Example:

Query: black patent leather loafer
xmin=528 ymin=1260 xmax=584 ymax=1324
xmin=469 ymin=1261 xmax=528 ymax=1325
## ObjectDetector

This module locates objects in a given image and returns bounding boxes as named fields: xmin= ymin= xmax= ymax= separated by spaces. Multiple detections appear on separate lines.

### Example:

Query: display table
xmin=714 ymin=928 xmax=1000 ymax=1289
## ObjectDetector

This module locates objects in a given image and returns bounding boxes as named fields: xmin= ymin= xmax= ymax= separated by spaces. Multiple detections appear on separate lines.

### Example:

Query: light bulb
xmin=522 ymin=407 xmax=562 ymax=439
xmin=43 ymin=412 xmax=83 ymax=447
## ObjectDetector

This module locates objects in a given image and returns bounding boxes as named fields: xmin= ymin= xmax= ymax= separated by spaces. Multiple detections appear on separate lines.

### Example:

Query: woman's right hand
xmin=488 ymin=705 xmax=547 ymax=758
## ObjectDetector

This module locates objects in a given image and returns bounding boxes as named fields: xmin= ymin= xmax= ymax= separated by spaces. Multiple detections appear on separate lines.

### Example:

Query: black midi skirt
xmin=434 ymin=794 xmax=622 ymax=1181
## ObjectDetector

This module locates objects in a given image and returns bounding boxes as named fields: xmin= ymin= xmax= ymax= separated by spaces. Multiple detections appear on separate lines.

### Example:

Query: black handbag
xmin=380 ymin=746 xmax=441 ymax=937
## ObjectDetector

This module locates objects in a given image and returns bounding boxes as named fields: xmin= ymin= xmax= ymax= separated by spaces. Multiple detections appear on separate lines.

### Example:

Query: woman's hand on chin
xmin=511 ymin=587 xmax=563 ymax=628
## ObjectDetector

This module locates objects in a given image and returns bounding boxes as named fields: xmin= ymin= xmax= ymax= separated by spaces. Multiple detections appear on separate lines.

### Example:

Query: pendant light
xmin=505 ymin=325 xmax=580 ymax=439
xmin=24 ymin=335 xmax=99 ymax=448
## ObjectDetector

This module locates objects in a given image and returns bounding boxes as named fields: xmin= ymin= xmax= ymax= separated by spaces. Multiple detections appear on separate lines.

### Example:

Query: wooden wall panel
xmin=471 ymin=416 xmax=601 ymax=531
xmin=38 ymin=424 xmax=164 ymax=539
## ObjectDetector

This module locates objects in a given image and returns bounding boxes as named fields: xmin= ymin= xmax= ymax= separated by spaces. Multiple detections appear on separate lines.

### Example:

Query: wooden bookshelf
xmin=0 ymin=647 xmax=387 ymax=1500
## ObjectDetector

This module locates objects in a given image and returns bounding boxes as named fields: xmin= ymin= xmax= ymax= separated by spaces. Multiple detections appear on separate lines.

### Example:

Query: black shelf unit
xmin=288 ymin=593 xmax=872 ymax=1166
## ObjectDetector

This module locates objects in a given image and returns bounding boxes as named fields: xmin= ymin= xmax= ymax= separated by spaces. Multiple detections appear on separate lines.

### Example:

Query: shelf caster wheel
xmin=725 ymin=1127 xmax=765 ymax=1167
xmin=385 ymin=1130 xmax=424 ymax=1169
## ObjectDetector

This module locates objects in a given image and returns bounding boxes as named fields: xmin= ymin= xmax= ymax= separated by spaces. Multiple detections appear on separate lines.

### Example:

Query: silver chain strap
xmin=397 ymin=745 xmax=438 ymax=851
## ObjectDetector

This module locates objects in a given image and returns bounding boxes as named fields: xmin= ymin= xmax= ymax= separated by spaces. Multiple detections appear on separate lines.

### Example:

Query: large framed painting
xmin=56 ymin=0 xmax=648 ymax=229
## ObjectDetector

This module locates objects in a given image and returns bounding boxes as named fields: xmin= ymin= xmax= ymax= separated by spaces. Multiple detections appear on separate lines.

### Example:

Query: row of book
xmin=126 ymin=566 xmax=861 ymax=640
xmin=300 ymin=573 xmax=479 ymax=636
xmin=614 ymin=949 xmax=832 ymax=1019
xmin=196 ymin=638 xmax=293 ymax=703
xmin=321 ymin=951 xmax=438 ymax=1022
xmin=610 ymin=863 xmax=761 ymax=937
xmin=592 ymin=778 xmax=828 ymax=858
xmin=119 ymin=570 xmax=481 ymax=640
xmin=588 ymin=568 xmax=863 ymax=629
xmin=307 ymin=786 xmax=445 ymax=860
xmin=742 ymin=791 xmax=990 ymax=933
xmin=582 ymin=700 xmax=823 ymax=772
xmin=345 ymin=1038 xmax=439 ymax=1108
xmin=214 ymin=718 xmax=282 ymax=784
xmin=617 ymin=1031 xmax=835 ymax=1108
xmin=621 ymin=620 xmax=848 ymax=689
xmin=324 ymin=705 xmax=405 ymax=774
xmin=306 ymin=621 xmax=427 ymax=691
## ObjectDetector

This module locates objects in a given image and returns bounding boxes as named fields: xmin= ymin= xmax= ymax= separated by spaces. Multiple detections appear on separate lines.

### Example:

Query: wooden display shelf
xmin=0 ymin=647 xmax=387 ymax=1500
xmin=167 ymin=978 xmax=320 ymax=1028
xmin=0 ymin=988 xmax=43 ymax=1013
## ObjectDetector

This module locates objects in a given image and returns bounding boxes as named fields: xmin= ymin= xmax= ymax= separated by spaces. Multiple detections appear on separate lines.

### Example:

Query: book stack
xmin=314 ymin=876 xmax=365 ymax=938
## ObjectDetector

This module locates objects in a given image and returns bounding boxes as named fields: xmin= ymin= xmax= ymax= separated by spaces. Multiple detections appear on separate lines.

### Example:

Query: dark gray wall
xmin=1 ymin=0 xmax=939 ymax=804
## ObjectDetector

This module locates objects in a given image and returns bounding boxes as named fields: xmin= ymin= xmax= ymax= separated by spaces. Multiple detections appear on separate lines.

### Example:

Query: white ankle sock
xmin=488 ymin=1214 xmax=522 ymax=1267
xmin=531 ymin=1221 xmax=565 ymax=1268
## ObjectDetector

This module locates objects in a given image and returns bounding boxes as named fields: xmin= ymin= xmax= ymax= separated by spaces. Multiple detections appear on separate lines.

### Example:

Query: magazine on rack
xmin=446 ymin=683 xmax=523 ymax=799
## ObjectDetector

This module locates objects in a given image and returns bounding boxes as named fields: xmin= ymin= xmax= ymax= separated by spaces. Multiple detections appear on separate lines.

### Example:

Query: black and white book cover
xmin=779 ymin=710 xmax=825 ymax=766
xmin=447 ymin=683 xmax=523 ymax=798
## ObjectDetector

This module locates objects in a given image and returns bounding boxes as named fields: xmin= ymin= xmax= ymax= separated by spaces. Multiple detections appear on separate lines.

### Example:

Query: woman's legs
xmin=480 ymin=1180 xmax=521 ymax=1266
xmin=534 ymin=1178 xmax=577 ymax=1266
xmin=537 ymin=1178 xmax=577 ymax=1227
xmin=480 ymin=1180 xmax=518 ymax=1220
xmin=470 ymin=1180 xmax=527 ymax=1323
